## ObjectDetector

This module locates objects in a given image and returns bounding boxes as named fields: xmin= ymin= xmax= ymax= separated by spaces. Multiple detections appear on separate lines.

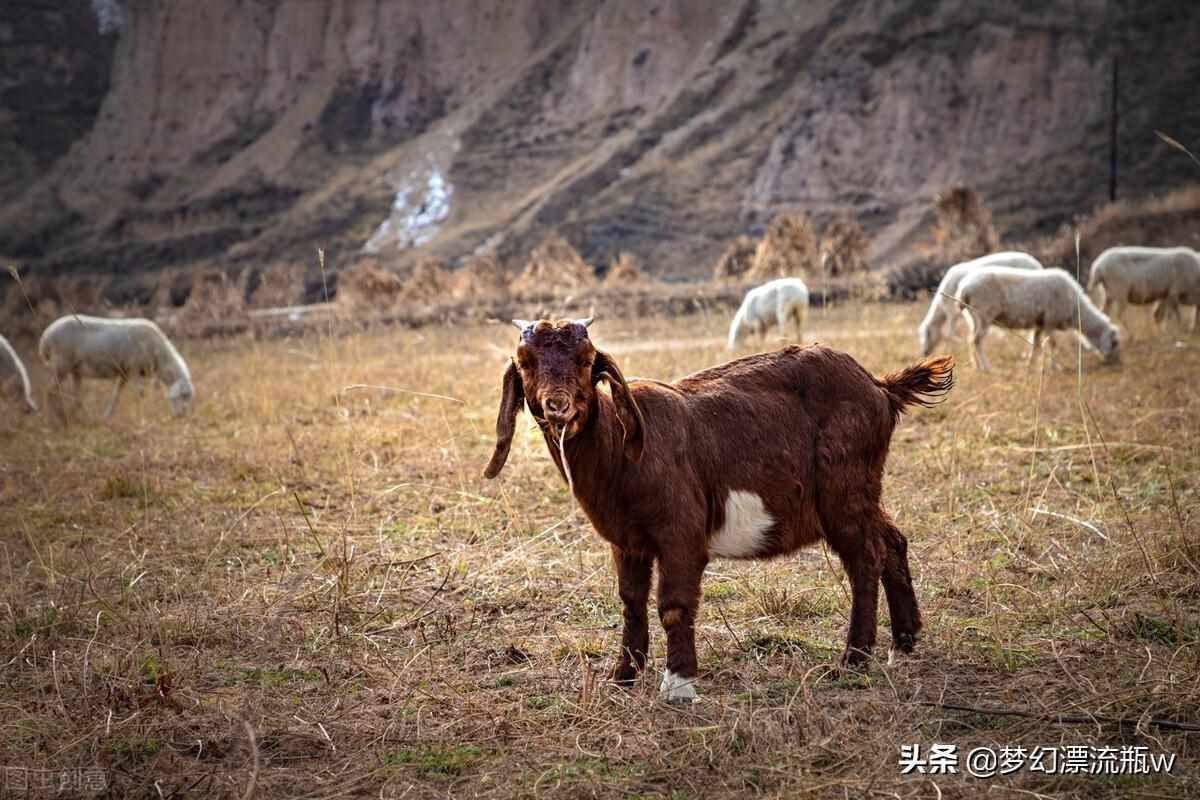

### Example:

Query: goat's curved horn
xmin=572 ymin=317 xmax=594 ymax=329
xmin=511 ymin=319 xmax=533 ymax=331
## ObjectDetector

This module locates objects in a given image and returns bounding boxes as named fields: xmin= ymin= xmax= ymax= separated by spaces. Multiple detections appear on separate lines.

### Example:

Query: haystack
xmin=452 ymin=253 xmax=509 ymax=301
xmin=712 ymin=236 xmax=758 ymax=281
xmin=337 ymin=262 xmax=407 ymax=309
xmin=604 ymin=252 xmax=653 ymax=287
xmin=931 ymin=185 xmax=1000 ymax=262
xmin=748 ymin=214 xmax=819 ymax=281
xmin=819 ymin=218 xmax=870 ymax=276
xmin=509 ymin=235 xmax=597 ymax=297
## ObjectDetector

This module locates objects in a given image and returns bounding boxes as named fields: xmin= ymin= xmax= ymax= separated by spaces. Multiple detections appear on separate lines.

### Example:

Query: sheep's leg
xmin=47 ymin=368 xmax=69 ymax=424
xmin=1189 ymin=304 xmax=1199 ymax=334
xmin=964 ymin=311 xmax=990 ymax=371
xmin=879 ymin=518 xmax=922 ymax=653
xmin=1111 ymin=300 xmax=1131 ymax=341
xmin=1155 ymin=298 xmax=1182 ymax=334
xmin=1026 ymin=328 xmax=1045 ymax=368
xmin=609 ymin=545 xmax=652 ymax=686
xmin=104 ymin=376 xmax=126 ymax=419
xmin=1044 ymin=332 xmax=1061 ymax=370
xmin=656 ymin=552 xmax=705 ymax=702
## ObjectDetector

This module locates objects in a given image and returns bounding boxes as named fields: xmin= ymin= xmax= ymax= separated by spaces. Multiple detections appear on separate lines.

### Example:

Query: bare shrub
xmin=338 ymin=262 xmax=407 ymax=310
xmin=748 ymin=214 xmax=819 ymax=281
xmin=604 ymin=252 xmax=653 ymax=287
xmin=453 ymin=254 xmax=510 ymax=301
xmin=403 ymin=257 xmax=456 ymax=304
xmin=510 ymin=234 xmax=596 ymax=297
xmin=930 ymin=186 xmax=1001 ymax=262
xmin=178 ymin=269 xmax=243 ymax=322
xmin=712 ymin=235 xmax=758 ymax=281
xmin=819 ymin=218 xmax=870 ymax=277
xmin=244 ymin=263 xmax=303 ymax=309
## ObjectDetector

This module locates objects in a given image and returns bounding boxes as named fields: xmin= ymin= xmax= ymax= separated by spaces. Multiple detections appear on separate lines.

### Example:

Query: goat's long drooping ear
xmin=592 ymin=349 xmax=645 ymax=463
xmin=484 ymin=361 xmax=525 ymax=479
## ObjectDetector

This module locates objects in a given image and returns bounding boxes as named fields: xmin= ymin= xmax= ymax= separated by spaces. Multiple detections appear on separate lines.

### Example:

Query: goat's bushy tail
xmin=878 ymin=355 xmax=954 ymax=418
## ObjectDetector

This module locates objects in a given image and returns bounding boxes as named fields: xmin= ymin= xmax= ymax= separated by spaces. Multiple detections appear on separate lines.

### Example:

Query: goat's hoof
xmin=658 ymin=669 xmax=699 ymax=703
xmin=840 ymin=647 xmax=871 ymax=670
xmin=892 ymin=631 xmax=919 ymax=654
xmin=609 ymin=663 xmax=638 ymax=687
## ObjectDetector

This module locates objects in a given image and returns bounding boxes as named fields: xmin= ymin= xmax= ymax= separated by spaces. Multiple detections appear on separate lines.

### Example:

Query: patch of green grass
xmin=704 ymin=581 xmax=737 ymax=602
xmin=385 ymin=745 xmax=484 ymax=777
xmin=108 ymin=738 xmax=161 ymax=759
xmin=526 ymin=695 xmax=555 ymax=710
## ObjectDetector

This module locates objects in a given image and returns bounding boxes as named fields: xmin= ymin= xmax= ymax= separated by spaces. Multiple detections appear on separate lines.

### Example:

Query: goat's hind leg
xmin=879 ymin=516 xmax=922 ymax=653
xmin=609 ymin=545 xmax=652 ymax=686
xmin=829 ymin=532 xmax=884 ymax=669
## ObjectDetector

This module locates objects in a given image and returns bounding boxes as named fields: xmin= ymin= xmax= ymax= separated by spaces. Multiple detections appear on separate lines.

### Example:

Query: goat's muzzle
xmin=540 ymin=391 xmax=582 ymax=438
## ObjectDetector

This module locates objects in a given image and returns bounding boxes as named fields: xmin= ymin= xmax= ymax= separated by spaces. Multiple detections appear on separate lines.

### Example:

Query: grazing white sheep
xmin=955 ymin=267 xmax=1120 ymax=372
xmin=39 ymin=314 xmax=194 ymax=420
xmin=728 ymin=277 xmax=809 ymax=350
xmin=918 ymin=251 xmax=1044 ymax=356
xmin=0 ymin=334 xmax=37 ymax=413
xmin=1087 ymin=246 xmax=1200 ymax=337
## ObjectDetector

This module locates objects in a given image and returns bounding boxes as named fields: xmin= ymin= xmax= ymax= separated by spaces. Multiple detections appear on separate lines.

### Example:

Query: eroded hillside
xmin=2 ymin=0 xmax=1198 ymax=288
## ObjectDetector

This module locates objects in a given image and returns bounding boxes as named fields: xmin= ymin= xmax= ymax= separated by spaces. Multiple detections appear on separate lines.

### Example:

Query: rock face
xmin=2 ymin=0 xmax=1199 ymax=284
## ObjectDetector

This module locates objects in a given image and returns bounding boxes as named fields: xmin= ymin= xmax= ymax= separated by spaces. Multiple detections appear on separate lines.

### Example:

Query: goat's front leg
xmin=610 ymin=545 xmax=652 ymax=686
xmin=656 ymin=549 xmax=706 ymax=702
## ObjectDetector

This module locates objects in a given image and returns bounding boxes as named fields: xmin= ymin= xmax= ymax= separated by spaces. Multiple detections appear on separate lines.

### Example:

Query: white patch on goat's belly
xmin=708 ymin=490 xmax=774 ymax=558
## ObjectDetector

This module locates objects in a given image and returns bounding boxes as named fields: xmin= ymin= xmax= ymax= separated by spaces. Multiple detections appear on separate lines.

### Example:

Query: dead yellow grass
xmin=1 ymin=301 xmax=1198 ymax=798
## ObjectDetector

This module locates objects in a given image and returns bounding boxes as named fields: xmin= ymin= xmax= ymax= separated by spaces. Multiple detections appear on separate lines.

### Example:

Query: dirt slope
xmin=2 ymin=0 xmax=1198 ymax=287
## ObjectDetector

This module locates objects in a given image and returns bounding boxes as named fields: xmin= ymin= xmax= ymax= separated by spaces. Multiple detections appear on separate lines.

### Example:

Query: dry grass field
xmin=1 ymin=300 xmax=1197 ymax=798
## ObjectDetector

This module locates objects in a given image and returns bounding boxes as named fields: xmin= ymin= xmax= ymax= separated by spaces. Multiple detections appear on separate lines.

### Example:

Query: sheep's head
xmin=1097 ymin=326 xmax=1121 ymax=364
xmin=167 ymin=378 xmax=194 ymax=417
xmin=484 ymin=318 xmax=644 ymax=478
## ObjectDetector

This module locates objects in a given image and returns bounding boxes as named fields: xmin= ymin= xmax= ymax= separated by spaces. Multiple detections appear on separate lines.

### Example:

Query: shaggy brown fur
xmin=485 ymin=319 xmax=953 ymax=692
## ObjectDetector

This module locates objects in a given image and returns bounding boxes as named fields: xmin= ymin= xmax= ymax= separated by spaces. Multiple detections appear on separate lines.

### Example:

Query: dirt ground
xmin=0 ymin=301 xmax=1197 ymax=798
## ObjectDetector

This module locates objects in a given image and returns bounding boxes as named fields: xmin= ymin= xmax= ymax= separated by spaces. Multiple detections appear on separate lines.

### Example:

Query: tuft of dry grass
xmin=0 ymin=300 xmax=1197 ymax=798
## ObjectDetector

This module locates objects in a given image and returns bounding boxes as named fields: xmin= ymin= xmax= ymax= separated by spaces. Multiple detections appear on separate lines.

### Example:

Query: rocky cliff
xmin=2 ymin=0 xmax=1198 ymax=286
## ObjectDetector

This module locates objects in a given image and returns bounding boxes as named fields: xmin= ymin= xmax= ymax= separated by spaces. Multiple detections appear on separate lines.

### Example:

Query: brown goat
xmin=485 ymin=318 xmax=953 ymax=701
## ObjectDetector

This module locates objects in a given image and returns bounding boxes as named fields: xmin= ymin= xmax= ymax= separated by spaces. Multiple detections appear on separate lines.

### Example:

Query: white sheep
xmin=728 ymin=277 xmax=809 ymax=350
xmin=1087 ymin=246 xmax=1200 ymax=337
xmin=0 ymin=334 xmax=38 ymax=413
xmin=39 ymin=314 xmax=194 ymax=420
xmin=955 ymin=267 xmax=1120 ymax=371
xmin=918 ymin=251 xmax=1044 ymax=356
